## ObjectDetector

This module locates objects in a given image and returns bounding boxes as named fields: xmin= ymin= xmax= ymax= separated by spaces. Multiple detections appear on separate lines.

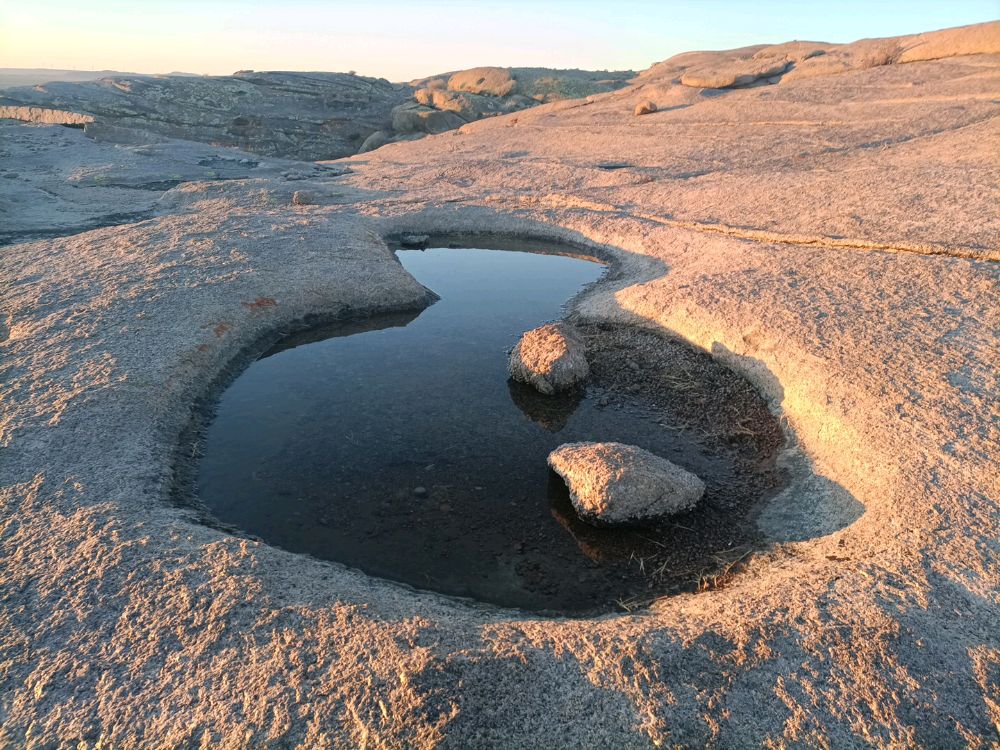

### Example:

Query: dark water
xmin=197 ymin=247 xmax=768 ymax=614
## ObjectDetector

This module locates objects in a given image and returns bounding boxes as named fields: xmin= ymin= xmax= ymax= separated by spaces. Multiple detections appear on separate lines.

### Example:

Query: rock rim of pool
xmin=548 ymin=441 xmax=706 ymax=526
xmin=509 ymin=322 xmax=590 ymax=395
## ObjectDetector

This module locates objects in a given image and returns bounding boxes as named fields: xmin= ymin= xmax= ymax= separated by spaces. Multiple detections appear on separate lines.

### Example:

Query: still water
xmin=198 ymin=246 xmax=746 ymax=613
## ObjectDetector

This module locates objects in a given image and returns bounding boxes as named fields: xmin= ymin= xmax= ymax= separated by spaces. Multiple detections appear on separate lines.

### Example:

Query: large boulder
xmin=509 ymin=323 xmax=589 ymax=395
xmin=680 ymin=58 xmax=791 ymax=88
xmin=548 ymin=442 xmax=705 ymax=526
xmin=447 ymin=67 xmax=517 ymax=97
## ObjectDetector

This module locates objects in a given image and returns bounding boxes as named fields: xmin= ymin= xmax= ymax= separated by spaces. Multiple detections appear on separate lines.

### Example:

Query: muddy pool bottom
xmin=194 ymin=245 xmax=785 ymax=615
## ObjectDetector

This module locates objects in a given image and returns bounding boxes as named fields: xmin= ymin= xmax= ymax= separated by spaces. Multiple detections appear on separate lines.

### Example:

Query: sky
xmin=1 ymin=0 xmax=996 ymax=81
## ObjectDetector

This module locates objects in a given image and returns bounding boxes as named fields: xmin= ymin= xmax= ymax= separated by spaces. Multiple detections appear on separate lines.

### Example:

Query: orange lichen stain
xmin=213 ymin=323 xmax=231 ymax=337
xmin=242 ymin=297 xmax=278 ymax=310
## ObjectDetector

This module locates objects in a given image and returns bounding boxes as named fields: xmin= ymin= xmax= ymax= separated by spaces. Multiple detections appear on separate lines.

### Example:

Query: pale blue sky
xmin=1 ymin=0 xmax=996 ymax=80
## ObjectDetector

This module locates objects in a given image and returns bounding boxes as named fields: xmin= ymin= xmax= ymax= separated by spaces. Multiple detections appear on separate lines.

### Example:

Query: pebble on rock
xmin=634 ymin=100 xmax=658 ymax=116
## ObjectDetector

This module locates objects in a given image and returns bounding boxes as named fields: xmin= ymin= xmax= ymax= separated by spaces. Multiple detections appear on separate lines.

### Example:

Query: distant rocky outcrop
xmin=368 ymin=66 xmax=633 ymax=150
xmin=0 ymin=66 xmax=633 ymax=160
xmin=637 ymin=21 xmax=1000 ymax=92
xmin=0 ymin=71 xmax=411 ymax=161
xmin=0 ymin=68 xmax=145 ymax=89
xmin=0 ymin=106 xmax=93 ymax=126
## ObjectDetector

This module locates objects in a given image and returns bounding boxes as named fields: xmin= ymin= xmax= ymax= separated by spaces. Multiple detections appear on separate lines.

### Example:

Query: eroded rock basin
xmin=195 ymin=244 xmax=786 ymax=614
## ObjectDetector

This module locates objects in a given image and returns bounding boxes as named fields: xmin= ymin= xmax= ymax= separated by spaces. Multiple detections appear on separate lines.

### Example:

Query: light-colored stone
xmin=0 ymin=105 xmax=94 ymax=125
xmin=548 ymin=442 xmax=705 ymax=525
xmin=634 ymin=100 xmax=657 ymax=116
xmin=680 ymin=58 xmax=790 ymax=88
xmin=509 ymin=323 xmax=589 ymax=394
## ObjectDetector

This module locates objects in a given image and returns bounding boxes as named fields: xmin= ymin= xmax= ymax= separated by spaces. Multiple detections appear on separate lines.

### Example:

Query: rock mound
xmin=640 ymin=21 xmax=999 ymax=90
xmin=509 ymin=323 xmax=589 ymax=395
xmin=447 ymin=67 xmax=517 ymax=97
xmin=548 ymin=442 xmax=705 ymax=526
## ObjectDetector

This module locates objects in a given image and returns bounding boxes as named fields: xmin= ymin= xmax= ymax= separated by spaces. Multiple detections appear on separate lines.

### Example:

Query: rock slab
xmin=548 ymin=442 xmax=705 ymax=525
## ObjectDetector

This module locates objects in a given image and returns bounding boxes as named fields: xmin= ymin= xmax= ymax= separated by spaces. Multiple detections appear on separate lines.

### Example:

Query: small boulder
xmin=509 ymin=323 xmax=589 ymax=395
xmin=291 ymin=190 xmax=316 ymax=206
xmin=548 ymin=442 xmax=705 ymax=526
xmin=391 ymin=103 xmax=466 ymax=134
xmin=634 ymin=100 xmax=657 ymax=116
xmin=358 ymin=130 xmax=393 ymax=153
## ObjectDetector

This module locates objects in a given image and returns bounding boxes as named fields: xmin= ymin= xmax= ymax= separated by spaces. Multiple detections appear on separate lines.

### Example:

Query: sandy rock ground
xmin=1 ymin=22 xmax=998 ymax=748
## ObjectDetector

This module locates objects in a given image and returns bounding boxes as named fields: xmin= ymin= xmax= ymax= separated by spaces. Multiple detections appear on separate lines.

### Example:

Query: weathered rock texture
xmin=0 ymin=20 xmax=998 ymax=750
xmin=0 ymin=120 xmax=337 ymax=244
xmin=509 ymin=322 xmax=589 ymax=394
xmin=549 ymin=442 xmax=705 ymax=524
xmin=0 ymin=71 xmax=413 ymax=160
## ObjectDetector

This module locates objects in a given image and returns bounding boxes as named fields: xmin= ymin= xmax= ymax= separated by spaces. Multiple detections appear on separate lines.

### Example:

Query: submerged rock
xmin=548 ymin=442 xmax=705 ymax=525
xmin=509 ymin=323 xmax=589 ymax=395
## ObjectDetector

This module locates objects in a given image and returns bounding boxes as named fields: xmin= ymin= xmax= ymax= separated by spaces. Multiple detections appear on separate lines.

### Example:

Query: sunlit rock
xmin=509 ymin=323 xmax=589 ymax=395
xmin=548 ymin=442 xmax=705 ymax=525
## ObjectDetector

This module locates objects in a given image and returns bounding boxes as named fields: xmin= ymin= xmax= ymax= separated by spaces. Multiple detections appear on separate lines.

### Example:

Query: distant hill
xmin=0 ymin=66 xmax=634 ymax=160
xmin=0 ymin=68 xmax=200 ymax=89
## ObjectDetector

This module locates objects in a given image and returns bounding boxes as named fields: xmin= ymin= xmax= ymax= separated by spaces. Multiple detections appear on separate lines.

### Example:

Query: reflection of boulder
xmin=547 ymin=473 xmax=632 ymax=563
xmin=507 ymin=379 xmax=581 ymax=432
xmin=259 ymin=308 xmax=426 ymax=358
xmin=548 ymin=442 xmax=705 ymax=526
